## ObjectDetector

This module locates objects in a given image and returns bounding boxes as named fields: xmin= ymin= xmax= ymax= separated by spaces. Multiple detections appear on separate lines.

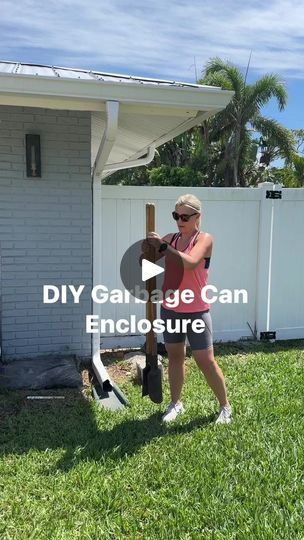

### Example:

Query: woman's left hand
xmin=147 ymin=232 xmax=162 ymax=248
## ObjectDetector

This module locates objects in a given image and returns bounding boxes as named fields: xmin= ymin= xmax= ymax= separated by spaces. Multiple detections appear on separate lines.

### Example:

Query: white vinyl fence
xmin=96 ymin=183 xmax=304 ymax=348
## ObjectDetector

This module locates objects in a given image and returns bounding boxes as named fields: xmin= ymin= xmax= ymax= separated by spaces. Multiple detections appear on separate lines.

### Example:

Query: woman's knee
xmin=165 ymin=342 xmax=186 ymax=362
xmin=192 ymin=348 xmax=217 ymax=372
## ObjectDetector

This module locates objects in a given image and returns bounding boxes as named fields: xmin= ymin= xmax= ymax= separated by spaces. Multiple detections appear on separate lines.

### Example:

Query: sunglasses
xmin=172 ymin=211 xmax=198 ymax=222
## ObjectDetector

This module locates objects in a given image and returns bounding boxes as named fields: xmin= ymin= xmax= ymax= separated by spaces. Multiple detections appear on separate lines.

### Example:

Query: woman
xmin=146 ymin=194 xmax=232 ymax=424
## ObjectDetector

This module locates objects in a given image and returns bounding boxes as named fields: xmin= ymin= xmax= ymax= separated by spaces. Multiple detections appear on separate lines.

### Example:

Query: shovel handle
xmin=146 ymin=203 xmax=155 ymax=261
xmin=146 ymin=203 xmax=157 ymax=356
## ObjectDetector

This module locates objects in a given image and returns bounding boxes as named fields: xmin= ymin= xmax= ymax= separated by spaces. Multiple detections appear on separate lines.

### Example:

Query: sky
xmin=1 ymin=0 xmax=304 ymax=130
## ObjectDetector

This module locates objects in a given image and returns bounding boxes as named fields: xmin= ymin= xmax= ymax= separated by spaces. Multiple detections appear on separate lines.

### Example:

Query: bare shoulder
xmin=196 ymin=231 xmax=213 ymax=244
xmin=195 ymin=232 xmax=213 ymax=257
xmin=162 ymin=233 xmax=176 ymax=243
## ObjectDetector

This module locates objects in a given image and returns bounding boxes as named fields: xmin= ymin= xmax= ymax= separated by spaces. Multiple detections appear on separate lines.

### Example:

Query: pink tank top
xmin=161 ymin=231 xmax=211 ymax=313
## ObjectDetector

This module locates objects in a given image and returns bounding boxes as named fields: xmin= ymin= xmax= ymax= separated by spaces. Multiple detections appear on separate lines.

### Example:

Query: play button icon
xmin=142 ymin=259 xmax=164 ymax=281
xmin=120 ymin=238 xmax=184 ymax=301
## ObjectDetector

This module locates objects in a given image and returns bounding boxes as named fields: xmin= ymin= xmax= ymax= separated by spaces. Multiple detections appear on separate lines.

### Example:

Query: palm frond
xmin=252 ymin=116 xmax=296 ymax=161
xmin=198 ymin=72 xmax=234 ymax=91
xmin=246 ymin=75 xmax=287 ymax=111
xmin=201 ymin=57 xmax=244 ymax=98
xmin=291 ymin=153 xmax=304 ymax=185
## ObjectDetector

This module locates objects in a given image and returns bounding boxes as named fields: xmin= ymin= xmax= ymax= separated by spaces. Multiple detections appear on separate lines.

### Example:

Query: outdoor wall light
xmin=25 ymin=134 xmax=41 ymax=177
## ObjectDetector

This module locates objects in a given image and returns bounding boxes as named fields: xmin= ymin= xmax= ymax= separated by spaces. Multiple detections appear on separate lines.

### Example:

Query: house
xmin=0 ymin=60 xmax=233 ymax=400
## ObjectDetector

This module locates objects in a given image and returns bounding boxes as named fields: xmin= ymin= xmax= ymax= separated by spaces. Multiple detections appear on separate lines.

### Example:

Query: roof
xmin=0 ymin=60 xmax=205 ymax=88
xmin=0 ymin=60 xmax=234 ymax=178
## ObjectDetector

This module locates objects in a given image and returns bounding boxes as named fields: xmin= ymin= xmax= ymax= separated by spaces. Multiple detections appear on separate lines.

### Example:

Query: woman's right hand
xmin=141 ymin=238 xmax=150 ymax=252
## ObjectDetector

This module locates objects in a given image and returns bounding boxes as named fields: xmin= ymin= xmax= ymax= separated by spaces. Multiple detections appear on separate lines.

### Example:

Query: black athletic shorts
xmin=160 ymin=305 xmax=213 ymax=351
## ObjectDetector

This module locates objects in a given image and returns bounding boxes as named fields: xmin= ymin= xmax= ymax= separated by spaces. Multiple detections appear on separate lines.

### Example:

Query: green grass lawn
xmin=0 ymin=341 xmax=303 ymax=540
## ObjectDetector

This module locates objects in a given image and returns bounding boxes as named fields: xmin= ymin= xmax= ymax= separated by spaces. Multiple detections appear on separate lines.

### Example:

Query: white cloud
xmin=1 ymin=0 xmax=304 ymax=80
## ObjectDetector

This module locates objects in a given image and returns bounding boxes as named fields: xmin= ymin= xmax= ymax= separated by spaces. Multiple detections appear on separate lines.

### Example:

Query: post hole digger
xmin=142 ymin=203 xmax=163 ymax=404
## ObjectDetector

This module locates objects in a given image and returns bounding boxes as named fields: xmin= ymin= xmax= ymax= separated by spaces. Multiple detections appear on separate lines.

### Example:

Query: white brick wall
xmin=0 ymin=105 xmax=92 ymax=359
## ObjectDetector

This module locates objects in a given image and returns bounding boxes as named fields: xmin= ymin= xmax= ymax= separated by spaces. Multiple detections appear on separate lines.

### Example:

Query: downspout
xmin=91 ymin=105 xmax=157 ymax=404
xmin=92 ymin=101 xmax=128 ymax=405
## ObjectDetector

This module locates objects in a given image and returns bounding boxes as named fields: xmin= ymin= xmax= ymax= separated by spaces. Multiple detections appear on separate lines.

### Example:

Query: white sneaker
xmin=215 ymin=405 xmax=232 ymax=424
xmin=161 ymin=401 xmax=185 ymax=423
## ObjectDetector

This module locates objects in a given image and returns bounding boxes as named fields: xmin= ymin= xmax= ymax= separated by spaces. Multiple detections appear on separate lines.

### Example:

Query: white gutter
xmin=0 ymin=73 xmax=234 ymax=111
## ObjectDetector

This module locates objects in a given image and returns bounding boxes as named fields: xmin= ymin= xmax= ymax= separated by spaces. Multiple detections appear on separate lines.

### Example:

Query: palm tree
xmin=154 ymin=131 xmax=195 ymax=167
xmin=199 ymin=58 xmax=295 ymax=186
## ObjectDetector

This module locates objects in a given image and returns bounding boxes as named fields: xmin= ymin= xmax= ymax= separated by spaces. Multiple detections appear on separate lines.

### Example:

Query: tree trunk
xmin=233 ymin=123 xmax=241 ymax=186
xmin=224 ymin=167 xmax=232 ymax=187
xmin=224 ymin=135 xmax=235 ymax=186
